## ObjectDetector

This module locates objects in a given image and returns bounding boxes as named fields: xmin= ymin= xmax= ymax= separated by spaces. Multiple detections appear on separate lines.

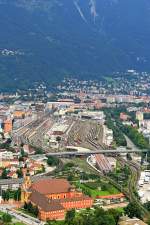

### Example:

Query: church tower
xmin=21 ymin=170 xmax=32 ymax=203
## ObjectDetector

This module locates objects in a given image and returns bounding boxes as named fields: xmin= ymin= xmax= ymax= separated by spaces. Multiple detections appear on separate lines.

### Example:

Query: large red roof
xmin=31 ymin=178 xmax=72 ymax=195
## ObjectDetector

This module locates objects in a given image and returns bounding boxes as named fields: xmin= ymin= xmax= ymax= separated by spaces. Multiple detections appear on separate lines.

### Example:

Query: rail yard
xmin=0 ymin=101 xmax=150 ymax=223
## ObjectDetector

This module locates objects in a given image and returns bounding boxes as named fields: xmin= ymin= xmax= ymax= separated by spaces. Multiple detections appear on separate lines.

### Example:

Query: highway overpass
xmin=46 ymin=149 xmax=149 ymax=157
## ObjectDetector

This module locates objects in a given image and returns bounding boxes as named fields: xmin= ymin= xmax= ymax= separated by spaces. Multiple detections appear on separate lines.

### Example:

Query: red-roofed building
xmin=8 ymin=171 xmax=18 ymax=179
xmin=96 ymin=193 xmax=125 ymax=199
xmin=95 ymin=193 xmax=126 ymax=206
xmin=21 ymin=176 xmax=93 ymax=221
xmin=120 ymin=113 xmax=129 ymax=121
xmin=4 ymin=119 xmax=12 ymax=133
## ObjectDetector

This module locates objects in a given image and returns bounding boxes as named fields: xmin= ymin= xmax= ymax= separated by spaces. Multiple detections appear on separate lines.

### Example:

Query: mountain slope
xmin=0 ymin=0 xmax=150 ymax=90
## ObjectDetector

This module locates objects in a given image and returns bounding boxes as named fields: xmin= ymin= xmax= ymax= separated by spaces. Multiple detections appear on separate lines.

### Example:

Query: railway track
xmin=88 ymin=154 xmax=148 ymax=217
xmin=117 ymin=157 xmax=148 ymax=216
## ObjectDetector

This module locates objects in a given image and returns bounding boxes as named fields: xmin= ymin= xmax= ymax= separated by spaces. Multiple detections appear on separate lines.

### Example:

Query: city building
xmin=95 ymin=193 xmax=126 ymax=206
xmin=120 ymin=113 xmax=129 ymax=121
xmin=136 ymin=111 xmax=144 ymax=121
xmin=21 ymin=175 xmax=93 ymax=221
xmin=103 ymin=125 xmax=113 ymax=146
xmin=0 ymin=151 xmax=14 ymax=160
xmin=78 ymin=111 xmax=105 ymax=122
xmin=4 ymin=119 xmax=12 ymax=133
xmin=13 ymin=110 xmax=25 ymax=119
xmin=94 ymin=154 xmax=113 ymax=173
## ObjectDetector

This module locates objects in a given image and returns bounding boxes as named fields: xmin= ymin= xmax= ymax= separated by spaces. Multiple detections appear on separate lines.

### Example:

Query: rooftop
xmin=29 ymin=189 xmax=64 ymax=212
xmin=31 ymin=178 xmax=72 ymax=195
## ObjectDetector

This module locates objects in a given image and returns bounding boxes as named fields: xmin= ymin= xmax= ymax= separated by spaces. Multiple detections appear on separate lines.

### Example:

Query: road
xmin=125 ymin=135 xmax=139 ymax=151
xmin=0 ymin=205 xmax=44 ymax=225
xmin=46 ymin=148 xmax=148 ymax=157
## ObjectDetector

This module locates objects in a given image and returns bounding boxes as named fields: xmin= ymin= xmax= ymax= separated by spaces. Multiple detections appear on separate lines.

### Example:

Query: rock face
xmin=0 ymin=0 xmax=150 ymax=90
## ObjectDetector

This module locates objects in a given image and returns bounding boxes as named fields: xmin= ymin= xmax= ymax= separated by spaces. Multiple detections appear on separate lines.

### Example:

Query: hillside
xmin=0 ymin=0 xmax=150 ymax=90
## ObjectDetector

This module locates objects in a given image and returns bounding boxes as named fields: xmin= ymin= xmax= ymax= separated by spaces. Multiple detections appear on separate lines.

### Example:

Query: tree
xmin=24 ymin=202 xmax=28 ymax=210
xmin=143 ymin=201 xmax=150 ymax=211
xmin=64 ymin=162 xmax=74 ymax=168
xmin=65 ymin=209 xmax=75 ymax=224
xmin=124 ymin=202 xmax=142 ymax=219
xmin=33 ymin=206 xmax=39 ymax=217
xmin=16 ymin=168 xmax=23 ymax=178
xmin=67 ymin=174 xmax=73 ymax=181
xmin=126 ymin=153 xmax=132 ymax=161
xmin=20 ymin=143 xmax=24 ymax=147
xmin=104 ymin=113 xmax=127 ymax=147
xmin=27 ymin=201 xmax=33 ymax=212
xmin=92 ymin=207 xmax=117 ymax=225
xmin=19 ymin=156 xmax=24 ymax=162
xmin=123 ymin=125 xmax=149 ymax=149
xmin=47 ymin=156 xmax=59 ymax=166
xmin=35 ymin=147 xmax=43 ymax=155
xmin=56 ymin=136 xmax=61 ymax=142
xmin=2 ymin=213 xmax=12 ymax=223
xmin=95 ymin=207 xmax=106 ymax=217
xmin=80 ymin=172 xmax=89 ymax=180
xmin=5 ymin=190 xmax=10 ymax=201
xmin=21 ymin=148 xmax=25 ymax=157
xmin=25 ymin=202 xmax=39 ymax=217
xmin=14 ymin=188 xmax=21 ymax=201
xmin=108 ymin=208 xmax=122 ymax=224
xmin=2 ymin=190 xmax=6 ymax=201
xmin=101 ymin=183 xmax=109 ymax=191
xmin=6 ymin=138 xmax=12 ymax=144
xmin=45 ymin=207 xmax=123 ymax=225
xmin=101 ymin=214 xmax=116 ymax=225
xmin=1 ymin=168 xmax=8 ymax=179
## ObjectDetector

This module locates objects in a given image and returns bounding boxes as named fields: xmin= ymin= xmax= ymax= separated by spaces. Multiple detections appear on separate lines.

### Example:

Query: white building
xmin=103 ymin=125 xmax=113 ymax=146
xmin=79 ymin=111 xmax=105 ymax=123
xmin=136 ymin=111 xmax=143 ymax=121
xmin=0 ymin=151 xmax=13 ymax=160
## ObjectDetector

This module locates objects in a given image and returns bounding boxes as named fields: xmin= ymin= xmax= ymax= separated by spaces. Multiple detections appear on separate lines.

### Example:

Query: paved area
xmin=0 ymin=205 xmax=44 ymax=225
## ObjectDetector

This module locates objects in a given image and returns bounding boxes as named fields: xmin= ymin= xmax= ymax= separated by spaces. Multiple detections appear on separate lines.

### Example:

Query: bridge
xmin=46 ymin=149 xmax=149 ymax=157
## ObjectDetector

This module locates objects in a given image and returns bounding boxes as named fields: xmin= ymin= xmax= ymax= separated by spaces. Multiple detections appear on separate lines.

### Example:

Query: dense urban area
xmin=0 ymin=71 xmax=150 ymax=225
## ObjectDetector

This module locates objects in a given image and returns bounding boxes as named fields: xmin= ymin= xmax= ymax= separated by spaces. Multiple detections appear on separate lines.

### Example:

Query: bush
xmin=124 ymin=202 xmax=142 ymax=219
xmin=84 ymin=182 xmax=100 ymax=190
xmin=64 ymin=162 xmax=74 ymax=168
xmin=2 ymin=213 xmax=12 ymax=223
xmin=105 ymin=117 xmax=127 ymax=146
xmin=24 ymin=202 xmax=39 ymax=217
xmin=47 ymin=156 xmax=59 ymax=166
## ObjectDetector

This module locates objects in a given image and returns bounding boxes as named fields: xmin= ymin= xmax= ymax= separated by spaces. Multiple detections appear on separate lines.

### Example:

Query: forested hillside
xmin=0 ymin=0 xmax=150 ymax=90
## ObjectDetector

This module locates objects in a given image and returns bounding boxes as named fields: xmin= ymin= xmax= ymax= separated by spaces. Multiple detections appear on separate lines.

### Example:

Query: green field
xmin=0 ymin=211 xmax=4 ymax=216
xmin=75 ymin=181 xmax=120 ymax=198
xmin=116 ymin=208 xmax=125 ymax=213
